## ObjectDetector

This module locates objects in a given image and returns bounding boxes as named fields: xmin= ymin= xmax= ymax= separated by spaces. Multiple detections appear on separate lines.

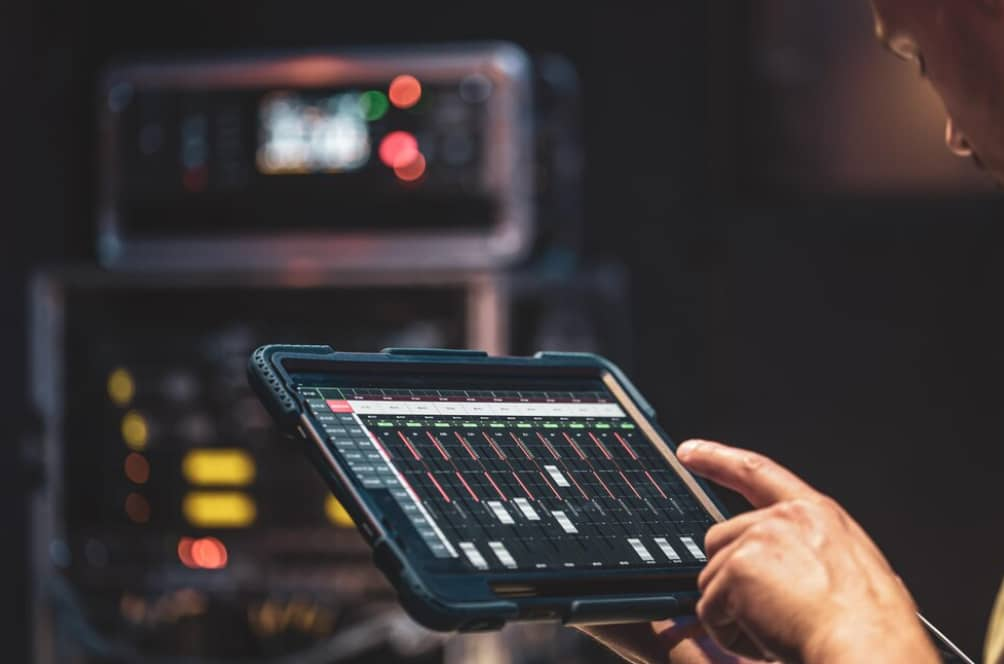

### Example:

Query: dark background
xmin=3 ymin=1 xmax=1003 ymax=660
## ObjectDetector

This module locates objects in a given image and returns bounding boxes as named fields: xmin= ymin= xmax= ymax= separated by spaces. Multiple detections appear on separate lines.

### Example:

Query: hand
xmin=576 ymin=617 xmax=763 ymax=664
xmin=676 ymin=439 xmax=940 ymax=664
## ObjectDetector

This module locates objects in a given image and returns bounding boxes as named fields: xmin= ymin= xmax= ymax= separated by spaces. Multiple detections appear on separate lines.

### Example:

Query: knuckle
xmin=740 ymin=451 xmax=770 ymax=475
xmin=726 ymin=543 xmax=762 ymax=579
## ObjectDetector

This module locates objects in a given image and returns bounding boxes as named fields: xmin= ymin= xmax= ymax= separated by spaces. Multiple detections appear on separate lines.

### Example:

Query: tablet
xmin=249 ymin=345 xmax=728 ymax=631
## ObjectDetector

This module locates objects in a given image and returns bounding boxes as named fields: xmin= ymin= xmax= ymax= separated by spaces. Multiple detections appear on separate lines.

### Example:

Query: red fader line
xmin=426 ymin=431 xmax=451 ymax=460
xmin=613 ymin=431 xmax=639 ymax=460
xmin=483 ymin=472 xmax=508 ymax=501
xmin=561 ymin=432 xmax=587 ymax=460
xmin=426 ymin=471 xmax=451 ymax=502
xmin=509 ymin=432 xmax=534 ymax=459
xmin=588 ymin=432 xmax=613 ymax=460
xmin=454 ymin=432 xmax=479 ymax=459
xmin=644 ymin=470 xmax=668 ymax=499
xmin=455 ymin=471 xmax=479 ymax=501
xmin=510 ymin=471 xmax=535 ymax=500
xmin=481 ymin=431 xmax=506 ymax=460
xmin=618 ymin=470 xmax=642 ymax=499
xmin=397 ymin=431 xmax=422 ymax=460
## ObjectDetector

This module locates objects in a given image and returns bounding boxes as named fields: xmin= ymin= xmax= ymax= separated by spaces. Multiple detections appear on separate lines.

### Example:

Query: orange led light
xmin=191 ymin=537 xmax=228 ymax=569
xmin=388 ymin=75 xmax=422 ymax=109
xmin=179 ymin=536 xmax=228 ymax=569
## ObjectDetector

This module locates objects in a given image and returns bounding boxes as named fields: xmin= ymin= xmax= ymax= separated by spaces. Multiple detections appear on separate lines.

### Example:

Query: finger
xmin=696 ymin=569 xmax=743 ymax=654
xmin=677 ymin=440 xmax=816 ymax=508
xmin=697 ymin=527 xmax=748 ymax=592
xmin=703 ymin=507 xmax=772 ymax=559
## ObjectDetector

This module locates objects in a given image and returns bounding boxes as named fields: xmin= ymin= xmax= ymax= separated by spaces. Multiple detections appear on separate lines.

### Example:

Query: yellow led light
xmin=182 ymin=449 xmax=256 ymax=487
xmin=121 ymin=411 xmax=148 ymax=451
xmin=107 ymin=368 xmax=135 ymax=407
xmin=324 ymin=494 xmax=354 ymax=528
xmin=183 ymin=491 xmax=256 ymax=528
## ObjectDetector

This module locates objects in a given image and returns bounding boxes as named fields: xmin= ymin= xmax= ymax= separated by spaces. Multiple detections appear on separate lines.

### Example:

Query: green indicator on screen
xmin=543 ymin=423 xmax=559 ymax=429
xmin=594 ymin=422 xmax=611 ymax=429
xmin=434 ymin=422 xmax=450 ymax=428
xmin=376 ymin=421 xmax=393 ymax=427
xmin=359 ymin=90 xmax=389 ymax=121
xmin=490 ymin=422 xmax=505 ymax=428
xmin=406 ymin=421 xmax=421 ymax=428
xmin=516 ymin=423 xmax=533 ymax=429
xmin=462 ymin=422 xmax=477 ymax=428
xmin=620 ymin=422 xmax=637 ymax=430
xmin=569 ymin=423 xmax=585 ymax=429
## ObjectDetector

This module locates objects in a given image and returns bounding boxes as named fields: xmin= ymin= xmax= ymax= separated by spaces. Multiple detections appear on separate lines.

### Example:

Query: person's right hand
xmin=676 ymin=440 xmax=940 ymax=664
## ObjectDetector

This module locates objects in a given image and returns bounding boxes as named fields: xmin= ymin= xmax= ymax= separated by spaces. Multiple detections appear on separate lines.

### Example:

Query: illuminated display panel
xmin=294 ymin=374 xmax=715 ymax=573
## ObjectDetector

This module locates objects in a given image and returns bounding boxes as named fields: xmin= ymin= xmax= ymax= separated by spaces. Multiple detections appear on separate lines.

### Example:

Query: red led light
xmin=378 ymin=131 xmax=418 ymax=168
xmin=191 ymin=537 xmax=228 ymax=569
xmin=179 ymin=536 xmax=228 ymax=570
xmin=394 ymin=152 xmax=426 ymax=182
xmin=177 ymin=537 xmax=196 ymax=568
xmin=388 ymin=75 xmax=422 ymax=109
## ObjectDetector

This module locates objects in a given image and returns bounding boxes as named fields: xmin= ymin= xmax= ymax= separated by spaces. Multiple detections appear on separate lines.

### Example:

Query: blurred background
xmin=2 ymin=1 xmax=1003 ymax=661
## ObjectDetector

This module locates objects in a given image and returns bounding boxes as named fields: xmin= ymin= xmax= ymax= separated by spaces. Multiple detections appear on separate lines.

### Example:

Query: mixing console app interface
xmin=297 ymin=382 xmax=713 ymax=573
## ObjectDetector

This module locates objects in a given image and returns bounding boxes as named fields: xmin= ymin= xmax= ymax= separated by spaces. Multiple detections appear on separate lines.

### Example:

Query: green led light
xmin=594 ymin=422 xmax=611 ymax=429
xmin=543 ymin=423 xmax=559 ymax=429
xmin=489 ymin=422 xmax=505 ymax=428
xmin=376 ymin=421 xmax=393 ymax=427
xmin=462 ymin=422 xmax=477 ymax=428
xmin=406 ymin=421 xmax=421 ymax=428
xmin=434 ymin=422 xmax=450 ymax=428
xmin=359 ymin=90 xmax=389 ymax=121
xmin=620 ymin=422 xmax=636 ymax=430
xmin=516 ymin=423 xmax=533 ymax=429
xmin=569 ymin=423 xmax=585 ymax=429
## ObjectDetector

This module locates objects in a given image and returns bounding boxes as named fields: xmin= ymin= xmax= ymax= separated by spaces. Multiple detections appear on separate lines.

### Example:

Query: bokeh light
xmin=125 ymin=492 xmax=150 ymax=524
xmin=388 ymin=75 xmax=422 ymax=109
xmin=121 ymin=411 xmax=149 ymax=451
xmin=359 ymin=90 xmax=389 ymax=121
xmin=107 ymin=368 xmax=135 ymax=406
xmin=191 ymin=537 xmax=228 ymax=569
xmin=378 ymin=131 xmax=419 ymax=168
xmin=124 ymin=452 xmax=150 ymax=484
xmin=394 ymin=151 xmax=427 ymax=182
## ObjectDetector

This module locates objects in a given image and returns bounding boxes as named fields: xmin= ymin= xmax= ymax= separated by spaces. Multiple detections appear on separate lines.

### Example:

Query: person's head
xmin=871 ymin=0 xmax=1004 ymax=184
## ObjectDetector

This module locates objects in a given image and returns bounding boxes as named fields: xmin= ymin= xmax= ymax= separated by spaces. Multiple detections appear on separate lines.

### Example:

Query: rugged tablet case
xmin=248 ymin=344 xmax=729 ymax=632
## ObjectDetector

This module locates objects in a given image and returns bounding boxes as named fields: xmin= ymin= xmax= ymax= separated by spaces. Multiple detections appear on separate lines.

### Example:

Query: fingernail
xmin=677 ymin=440 xmax=702 ymax=460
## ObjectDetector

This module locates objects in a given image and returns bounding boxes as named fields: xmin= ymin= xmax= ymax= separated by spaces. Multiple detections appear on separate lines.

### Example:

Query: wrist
xmin=802 ymin=615 xmax=941 ymax=664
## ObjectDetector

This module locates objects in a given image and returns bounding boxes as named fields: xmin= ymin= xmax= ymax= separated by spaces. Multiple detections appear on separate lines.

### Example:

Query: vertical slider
xmin=488 ymin=541 xmax=518 ymax=569
xmin=653 ymin=537 xmax=682 ymax=563
xmin=627 ymin=538 xmax=656 ymax=563
xmin=679 ymin=536 xmax=708 ymax=562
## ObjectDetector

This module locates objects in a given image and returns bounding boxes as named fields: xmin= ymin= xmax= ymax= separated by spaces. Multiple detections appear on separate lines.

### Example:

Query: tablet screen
xmin=291 ymin=371 xmax=716 ymax=574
